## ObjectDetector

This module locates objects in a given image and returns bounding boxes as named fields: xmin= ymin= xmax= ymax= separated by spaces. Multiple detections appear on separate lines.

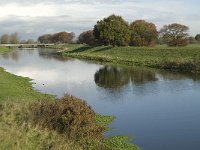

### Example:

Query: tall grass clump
xmin=29 ymin=94 xmax=105 ymax=140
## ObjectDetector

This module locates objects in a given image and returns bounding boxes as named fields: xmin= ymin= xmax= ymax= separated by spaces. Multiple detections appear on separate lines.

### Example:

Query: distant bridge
xmin=0 ymin=44 xmax=55 ymax=48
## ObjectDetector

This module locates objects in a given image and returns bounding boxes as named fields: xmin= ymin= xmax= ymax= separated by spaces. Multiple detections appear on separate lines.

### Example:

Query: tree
xmin=38 ymin=34 xmax=52 ymax=43
xmin=188 ymin=36 xmax=197 ymax=44
xmin=10 ymin=32 xmax=20 ymax=44
xmin=195 ymin=34 xmax=200 ymax=42
xmin=130 ymin=20 xmax=158 ymax=46
xmin=78 ymin=30 xmax=95 ymax=45
xmin=69 ymin=32 xmax=75 ymax=43
xmin=26 ymin=39 xmax=35 ymax=44
xmin=0 ymin=34 xmax=10 ymax=44
xmin=93 ymin=14 xmax=131 ymax=46
xmin=51 ymin=32 xmax=74 ymax=44
xmin=159 ymin=23 xmax=189 ymax=46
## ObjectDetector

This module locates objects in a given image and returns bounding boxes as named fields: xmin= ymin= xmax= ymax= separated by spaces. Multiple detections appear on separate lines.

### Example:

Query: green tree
xmin=159 ymin=23 xmax=189 ymax=46
xmin=130 ymin=20 xmax=158 ymax=46
xmin=93 ymin=14 xmax=131 ymax=46
xmin=78 ymin=30 xmax=95 ymax=46
xmin=195 ymin=34 xmax=200 ymax=42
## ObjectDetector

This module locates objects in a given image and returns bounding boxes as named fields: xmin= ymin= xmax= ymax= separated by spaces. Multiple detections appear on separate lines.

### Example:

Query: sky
xmin=0 ymin=0 xmax=199 ymax=40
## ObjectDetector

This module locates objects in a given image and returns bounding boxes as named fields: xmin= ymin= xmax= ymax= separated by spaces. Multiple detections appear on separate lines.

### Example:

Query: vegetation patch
xmin=96 ymin=114 xmax=115 ymax=129
xmin=104 ymin=136 xmax=140 ymax=150
xmin=29 ymin=95 xmax=106 ymax=140
xmin=0 ymin=101 xmax=82 ymax=150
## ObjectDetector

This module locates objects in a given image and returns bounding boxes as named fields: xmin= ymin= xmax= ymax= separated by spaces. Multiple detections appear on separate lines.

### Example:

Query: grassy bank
xmin=57 ymin=44 xmax=200 ymax=73
xmin=0 ymin=50 xmax=138 ymax=149
xmin=0 ymin=68 xmax=53 ymax=102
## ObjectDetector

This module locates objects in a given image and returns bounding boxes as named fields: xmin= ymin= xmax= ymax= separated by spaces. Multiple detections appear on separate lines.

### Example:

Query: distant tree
xmin=51 ymin=32 xmax=74 ymax=44
xmin=0 ymin=34 xmax=10 ymax=44
xmin=26 ymin=39 xmax=35 ymax=44
xmin=69 ymin=32 xmax=75 ymax=43
xmin=10 ymin=32 xmax=20 ymax=44
xmin=93 ymin=14 xmax=131 ymax=46
xmin=195 ymin=34 xmax=200 ymax=42
xmin=78 ymin=30 xmax=95 ymax=46
xmin=188 ymin=36 xmax=197 ymax=44
xmin=130 ymin=20 xmax=158 ymax=46
xmin=38 ymin=34 xmax=52 ymax=43
xmin=159 ymin=23 xmax=189 ymax=46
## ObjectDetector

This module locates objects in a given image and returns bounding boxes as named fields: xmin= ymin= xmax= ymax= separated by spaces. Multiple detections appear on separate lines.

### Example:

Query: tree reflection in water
xmin=94 ymin=66 xmax=158 ymax=89
xmin=38 ymin=49 xmax=71 ymax=62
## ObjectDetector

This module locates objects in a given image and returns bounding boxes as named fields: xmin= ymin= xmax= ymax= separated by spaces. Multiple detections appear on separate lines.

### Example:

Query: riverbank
xmin=57 ymin=44 xmax=200 ymax=73
xmin=0 ymin=48 xmax=139 ymax=150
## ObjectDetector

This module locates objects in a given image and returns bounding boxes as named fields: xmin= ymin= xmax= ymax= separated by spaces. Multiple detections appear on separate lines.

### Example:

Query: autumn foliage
xmin=29 ymin=95 xmax=105 ymax=140
xmin=130 ymin=20 xmax=158 ymax=46
xmin=38 ymin=32 xmax=75 ymax=44
xmin=78 ymin=30 xmax=95 ymax=46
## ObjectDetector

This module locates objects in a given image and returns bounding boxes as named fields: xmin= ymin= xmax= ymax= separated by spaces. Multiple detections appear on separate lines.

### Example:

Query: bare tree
xmin=10 ymin=32 xmax=20 ymax=44
xmin=159 ymin=23 xmax=189 ymax=46
xmin=0 ymin=34 xmax=10 ymax=44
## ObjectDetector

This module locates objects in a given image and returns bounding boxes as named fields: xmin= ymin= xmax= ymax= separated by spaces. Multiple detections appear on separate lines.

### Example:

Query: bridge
xmin=0 ymin=44 xmax=55 ymax=48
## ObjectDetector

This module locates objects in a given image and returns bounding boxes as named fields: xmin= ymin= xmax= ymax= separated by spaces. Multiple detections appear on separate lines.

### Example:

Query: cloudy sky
xmin=0 ymin=0 xmax=199 ymax=40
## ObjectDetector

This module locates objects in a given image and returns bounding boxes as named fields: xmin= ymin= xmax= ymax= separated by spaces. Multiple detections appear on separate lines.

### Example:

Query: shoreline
xmin=54 ymin=44 xmax=200 ymax=74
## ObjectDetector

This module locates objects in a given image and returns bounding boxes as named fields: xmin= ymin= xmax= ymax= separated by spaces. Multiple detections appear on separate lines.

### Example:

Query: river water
xmin=1 ymin=48 xmax=200 ymax=150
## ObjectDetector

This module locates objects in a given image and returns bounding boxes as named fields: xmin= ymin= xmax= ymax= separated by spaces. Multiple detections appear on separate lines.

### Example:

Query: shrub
xmin=29 ymin=95 xmax=105 ymax=140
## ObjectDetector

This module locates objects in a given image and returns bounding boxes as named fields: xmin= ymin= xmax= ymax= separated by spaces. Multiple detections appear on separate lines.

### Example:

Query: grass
xmin=56 ymin=44 xmax=200 ymax=73
xmin=0 ymin=101 xmax=83 ymax=150
xmin=0 ymin=67 xmax=53 ymax=102
xmin=0 ymin=49 xmax=139 ymax=149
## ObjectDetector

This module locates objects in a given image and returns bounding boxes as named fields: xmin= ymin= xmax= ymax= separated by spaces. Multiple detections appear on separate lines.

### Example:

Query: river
xmin=1 ymin=48 xmax=200 ymax=150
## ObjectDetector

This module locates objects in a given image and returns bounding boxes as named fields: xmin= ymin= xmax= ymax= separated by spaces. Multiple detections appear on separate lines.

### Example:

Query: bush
xmin=29 ymin=95 xmax=105 ymax=140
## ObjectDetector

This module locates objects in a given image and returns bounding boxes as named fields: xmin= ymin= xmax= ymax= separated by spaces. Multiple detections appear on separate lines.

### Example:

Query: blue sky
xmin=0 ymin=0 xmax=199 ymax=40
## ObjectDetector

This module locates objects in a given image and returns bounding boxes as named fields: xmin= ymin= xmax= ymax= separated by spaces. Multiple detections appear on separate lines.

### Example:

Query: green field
xmin=57 ymin=44 xmax=200 ymax=73
xmin=0 ymin=48 xmax=139 ymax=150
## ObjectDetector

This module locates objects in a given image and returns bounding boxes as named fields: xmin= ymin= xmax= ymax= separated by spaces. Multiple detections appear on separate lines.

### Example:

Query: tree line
xmin=38 ymin=32 xmax=75 ymax=44
xmin=79 ymin=14 xmax=200 ymax=47
xmin=1 ymin=14 xmax=200 ymax=47
xmin=0 ymin=32 xmax=37 ymax=44
xmin=0 ymin=32 xmax=20 ymax=44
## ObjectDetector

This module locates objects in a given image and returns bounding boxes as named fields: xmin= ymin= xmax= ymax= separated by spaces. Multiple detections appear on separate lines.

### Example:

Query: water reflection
xmin=38 ymin=49 xmax=72 ymax=62
xmin=157 ymin=70 xmax=200 ymax=81
xmin=1 ymin=50 xmax=20 ymax=62
xmin=95 ymin=66 xmax=158 ymax=89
